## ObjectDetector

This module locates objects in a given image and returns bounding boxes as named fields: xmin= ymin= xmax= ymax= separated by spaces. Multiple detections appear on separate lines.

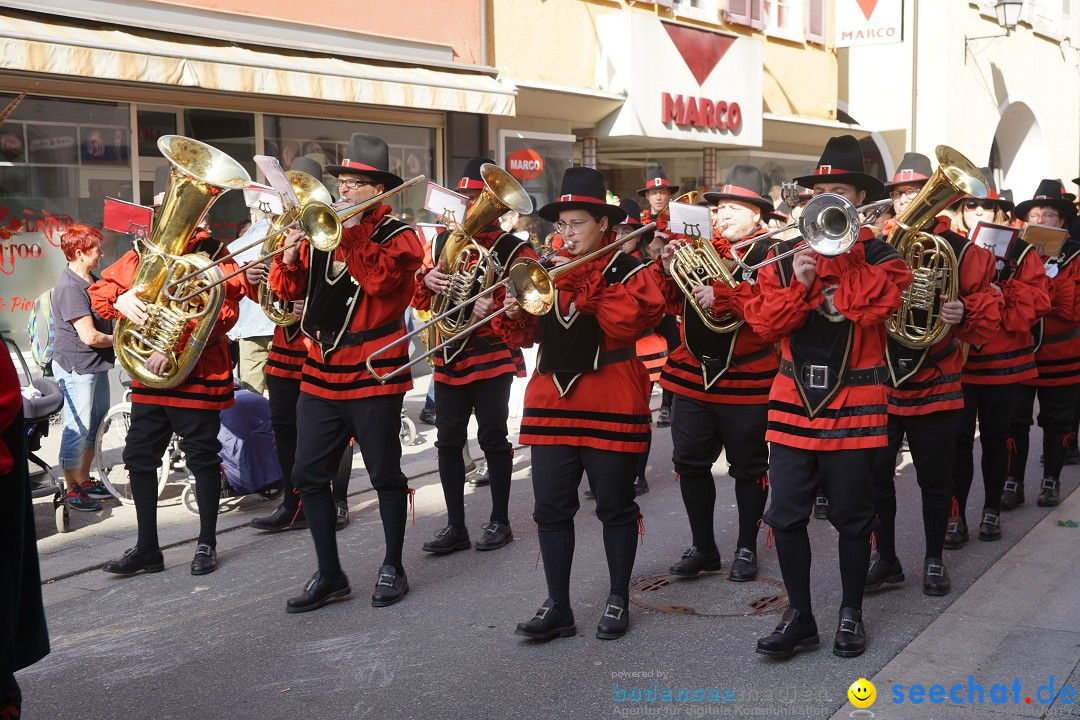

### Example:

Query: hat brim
xmin=323 ymin=165 xmax=405 ymax=190
xmin=791 ymin=172 xmax=885 ymax=201
xmin=636 ymin=184 xmax=680 ymax=197
xmin=950 ymin=196 xmax=1015 ymax=214
xmin=701 ymin=191 xmax=773 ymax=215
xmin=538 ymin=200 xmax=626 ymax=225
xmin=883 ymin=177 xmax=930 ymax=192
xmin=1013 ymin=198 xmax=1075 ymax=222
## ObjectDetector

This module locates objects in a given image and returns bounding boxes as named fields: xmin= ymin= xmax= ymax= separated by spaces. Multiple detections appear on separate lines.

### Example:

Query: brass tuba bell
xmin=114 ymin=136 xmax=250 ymax=389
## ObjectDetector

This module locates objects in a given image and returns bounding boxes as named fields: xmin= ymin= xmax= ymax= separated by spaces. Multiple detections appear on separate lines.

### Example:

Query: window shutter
xmin=749 ymin=0 xmax=765 ymax=29
xmin=805 ymin=0 xmax=826 ymax=44
xmin=724 ymin=0 xmax=753 ymax=26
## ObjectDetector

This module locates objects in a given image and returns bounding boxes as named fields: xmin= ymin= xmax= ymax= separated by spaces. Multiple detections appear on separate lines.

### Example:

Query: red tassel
xmin=1064 ymin=432 xmax=1077 ymax=448
xmin=674 ymin=472 xmax=680 ymax=483
xmin=290 ymin=499 xmax=304 ymax=527
xmin=766 ymin=525 xmax=774 ymax=550
xmin=757 ymin=474 xmax=769 ymax=491
xmin=870 ymin=531 xmax=877 ymax=552
xmin=407 ymin=487 xmax=416 ymax=526
xmin=1006 ymin=437 xmax=1017 ymax=471
xmin=950 ymin=497 xmax=959 ymax=520
xmin=637 ymin=515 xmax=646 ymax=546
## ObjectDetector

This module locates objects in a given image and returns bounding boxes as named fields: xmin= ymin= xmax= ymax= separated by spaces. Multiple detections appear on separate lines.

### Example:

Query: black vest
xmin=537 ymin=251 xmax=646 ymax=397
xmin=777 ymin=238 xmax=899 ymax=417
xmin=885 ymin=229 xmax=970 ymax=386
xmin=1032 ymin=236 xmax=1080 ymax=353
xmin=301 ymin=215 xmax=412 ymax=358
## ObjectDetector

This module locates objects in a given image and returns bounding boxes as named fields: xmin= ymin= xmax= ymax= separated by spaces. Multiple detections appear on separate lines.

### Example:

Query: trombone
xmin=163 ymin=175 xmax=425 ymax=304
xmin=367 ymin=222 xmax=658 ymax=382
xmin=728 ymin=193 xmax=893 ymax=273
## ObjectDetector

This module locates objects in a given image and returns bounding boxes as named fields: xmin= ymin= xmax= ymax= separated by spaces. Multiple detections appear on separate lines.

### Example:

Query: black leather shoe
xmin=515 ymin=598 xmax=577 ymax=641
xmin=103 ymin=547 xmax=164 ymax=576
xmin=834 ymin=606 xmax=867 ymax=658
xmin=286 ymin=571 xmax=351 ymax=613
xmin=371 ymin=565 xmax=408 ymax=607
xmin=669 ymin=546 xmax=723 ymax=577
xmin=1037 ymin=477 xmax=1060 ymax=507
xmin=923 ymin=557 xmax=951 ymax=596
xmin=755 ymin=608 xmax=819 ymax=657
xmin=1000 ymin=478 xmax=1025 ymax=511
xmin=656 ymin=406 xmax=671 ymax=428
xmin=475 ymin=521 xmax=513 ymax=551
xmin=596 ymin=594 xmax=630 ymax=640
xmin=978 ymin=509 xmax=1002 ymax=541
xmin=422 ymin=525 xmax=471 ymax=553
xmin=728 ymin=547 xmax=758 ymax=582
xmin=943 ymin=516 xmax=968 ymax=549
xmin=335 ymin=500 xmax=350 ymax=531
xmin=251 ymin=504 xmax=307 ymax=532
xmin=634 ymin=476 xmax=650 ymax=497
xmin=467 ymin=461 xmax=490 ymax=487
xmin=190 ymin=544 xmax=217 ymax=576
xmin=864 ymin=554 xmax=904 ymax=591
xmin=419 ymin=408 xmax=436 ymax=425
xmin=813 ymin=492 xmax=829 ymax=520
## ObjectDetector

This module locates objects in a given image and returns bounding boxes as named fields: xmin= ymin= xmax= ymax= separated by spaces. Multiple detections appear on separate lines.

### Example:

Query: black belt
xmin=700 ymin=345 xmax=774 ymax=371
xmin=597 ymin=346 xmax=634 ymax=368
xmin=316 ymin=318 xmax=404 ymax=348
xmin=929 ymin=337 xmax=959 ymax=363
xmin=778 ymin=358 xmax=887 ymax=388
xmin=1041 ymin=326 xmax=1080 ymax=346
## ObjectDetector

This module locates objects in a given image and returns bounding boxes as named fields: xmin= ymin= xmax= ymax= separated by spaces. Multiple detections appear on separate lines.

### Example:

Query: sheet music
xmin=424 ymin=183 xmax=468 ymax=227
xmin=667 ymin=202 xmax=712 ymax=239
xmin=969 ymin=221 xmax=1019 ymax=258
xmin=1022 ymin=223 xmax=1069 ymax=259
xmin=242 ymin=183 xmax=284 ymax=216
xmin=254 ymin=155 xmax=300 ymax=209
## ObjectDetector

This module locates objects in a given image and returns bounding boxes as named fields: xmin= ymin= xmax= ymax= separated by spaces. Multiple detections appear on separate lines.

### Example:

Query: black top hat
xmin=324 ymin=133 xmax=404 ymax=189
xmin=884 ymin=152 xmax=933 ymax=191
xmin=791 ymin=135 xmax=885 ymax=199
xmin=538 ymin=167 xmax=626 ymax=225
xmin=152 ymin=163 xmax=170 ymax=201
xmin=636 ymin=165 xmax=680 ymax=197
xmin=290 ymin=156 xmax=324 ymax=180
xmin=956 ymin=166 xmax=1014 ymax=213
xmin=1073 ymin=177 xmax=1080 ymax=187
xmin=702 ymin=164 xmax=773 ymax=214
xmin=457 ymin=157 xmax=489 ymax=192
xmin=616 ymin=198 xmax=644 ymax=227
xmin=1013 ymin=179 xmax=1077 ymax=222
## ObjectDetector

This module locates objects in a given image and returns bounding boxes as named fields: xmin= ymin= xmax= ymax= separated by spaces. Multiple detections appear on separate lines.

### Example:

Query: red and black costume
xmin=270 ymin=190 xmax=423 ymax=604
xmin=639 ymin=167 xmax=680 ymax=426
xmin=950 ymin=233 xmax=1049 ymax=544
xmin=90 ymin=228 xmax=245 ymax=565
xmin=868 ymin=214 xmax=1001 ymax=595
xmin=412 ymin=215 xmax=536 ymax=550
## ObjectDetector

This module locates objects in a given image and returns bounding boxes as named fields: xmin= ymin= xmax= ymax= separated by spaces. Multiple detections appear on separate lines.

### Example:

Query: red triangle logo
xmin=662 ymin=22 xmax=735 ymax=87
xmin=856 ymin=0 xmax=879 ymax=21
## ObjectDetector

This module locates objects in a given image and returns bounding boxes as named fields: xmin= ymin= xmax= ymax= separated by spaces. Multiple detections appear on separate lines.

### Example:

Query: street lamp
xmin=965 ymin=0 xmax=1023 ymax=63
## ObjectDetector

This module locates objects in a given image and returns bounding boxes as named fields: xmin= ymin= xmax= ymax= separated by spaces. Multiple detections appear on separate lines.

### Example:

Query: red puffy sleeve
xmin=954 ymin=242 xmax=1002 ymax=346
xmin=818 ymin=242 xmax=911 ymax=327
xmin=1047 ymin=257 xmax=1080 ymax=323
xmin=410 ymin=239 xmax=438 ymax=312
xmin=999 ymin=250 xmax=1050 ymax=332
xmin=339 ymin=207 xmax=423 ymax=297
xmin=648 ymin=258 xmax=683 ymax=314
xmin=89 ymin=250 xmax=139 ymax=320
xmin=268 ymin=241 xmax=308 ymax=302
xmin=712 ymin=281 xmax=757 ymax=319
xmin=0 ymin=350 xmax=20 ymax=475
xmin=563 ymin=264 xmax=664 ymax=344
xmin=742 ymin=252 xmax=824 ymax=343
xmin=206 ymin=257 xmax=246 ymax=343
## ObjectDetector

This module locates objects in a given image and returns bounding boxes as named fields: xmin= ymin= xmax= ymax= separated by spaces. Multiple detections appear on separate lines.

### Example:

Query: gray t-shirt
xmin=52 ymin=266 xmax=115 ymax=374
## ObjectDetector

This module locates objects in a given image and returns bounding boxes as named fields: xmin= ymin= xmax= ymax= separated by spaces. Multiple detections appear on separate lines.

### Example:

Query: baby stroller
xmin=2 ymin=332 xmax=69 ymax=533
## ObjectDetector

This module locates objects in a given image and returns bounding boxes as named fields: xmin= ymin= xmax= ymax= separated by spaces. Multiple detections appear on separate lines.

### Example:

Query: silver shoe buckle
xmin=926 ymin=564 xmax=945 ymax=578
xmin=604 ymin=605 xmax=624 ymax=621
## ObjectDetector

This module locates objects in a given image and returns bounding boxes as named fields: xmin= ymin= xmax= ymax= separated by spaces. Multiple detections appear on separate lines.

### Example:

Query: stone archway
xmin=992 ymin=100 xmax=1050 ymax=201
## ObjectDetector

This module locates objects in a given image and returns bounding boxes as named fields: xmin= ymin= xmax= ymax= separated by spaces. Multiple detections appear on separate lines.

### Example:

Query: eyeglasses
xmin=554 ymin=217 xmax=600 ymax=234
xmin=1027 ymin=211 xmax=1061 ymax=222
xmin=889 ymin=188 xmax=920 ymax=201
xmin=962 ymin=199 xmax=996 ymax=211
xmin=336 ymin=179 xmax=378 ymax=190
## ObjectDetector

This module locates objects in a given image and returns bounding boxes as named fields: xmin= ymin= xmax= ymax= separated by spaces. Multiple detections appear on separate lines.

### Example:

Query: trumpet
xmin=728 ymin=194 xmax=893 ymax=273
xmin=366 ymin=223 xmax=658 ymax=382
xmin=163 ymin=175 xmax=425 ymax=304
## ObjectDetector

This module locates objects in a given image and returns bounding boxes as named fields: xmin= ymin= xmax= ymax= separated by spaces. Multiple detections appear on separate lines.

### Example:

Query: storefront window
xmin=263 ymin=115 xmax=435 ymax=223
xmin=499 ymin=131 xmax=574 ymax=242
xmin=0 ymin=93 xmax=132 ymax=335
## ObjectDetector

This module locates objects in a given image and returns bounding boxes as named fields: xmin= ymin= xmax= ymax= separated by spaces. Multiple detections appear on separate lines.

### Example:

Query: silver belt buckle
xmin=806 ymin=365 xmax=829 ymax=389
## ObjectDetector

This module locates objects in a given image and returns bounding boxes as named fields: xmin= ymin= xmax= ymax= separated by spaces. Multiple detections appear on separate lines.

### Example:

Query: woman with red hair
xmin=52 ymin=223 xmax=115 ymax=511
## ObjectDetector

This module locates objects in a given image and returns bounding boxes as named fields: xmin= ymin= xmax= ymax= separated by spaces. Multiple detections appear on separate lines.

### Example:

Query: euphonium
xmin=114 ymin=135 xmax=250 ymax=388
xmin=668 ymin=222 xmax=744 ymax=333
xmin=885 ymin=146 xmax=988 ymax=349
xmin=430 ymin=164 xmax=533 ymax=340
xmin=258 ymin=170 xmax=333 ymax=326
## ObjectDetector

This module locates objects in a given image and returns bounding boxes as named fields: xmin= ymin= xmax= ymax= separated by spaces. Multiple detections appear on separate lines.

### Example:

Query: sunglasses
xmin=962 ymin=200 xmax=997 ymax=211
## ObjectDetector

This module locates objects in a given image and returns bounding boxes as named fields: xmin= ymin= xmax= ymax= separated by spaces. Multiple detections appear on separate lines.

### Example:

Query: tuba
xmin=429 ymin=164 xmax=533 ymax=341
xmin=668 ymin=223 xmax=744 ymax=334
xmin=114 ymin=135 xmax=250 ymax=388
xmin=885 ymin=146 xmax=988 ymax=349
xmin=258 ymin=171 xmax=333 ymax=326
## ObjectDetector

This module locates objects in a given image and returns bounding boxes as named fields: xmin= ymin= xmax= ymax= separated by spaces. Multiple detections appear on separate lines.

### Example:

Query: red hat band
xmin=892 ymin=169 xmax=929 ymax=183
xmin=457 ymin=178 xmax=485 ymax=191
xmin=813 ymin=165 xmax=851 ymax=176
xmin=340 ymin=159 xmax=379 ymax=173
xmin=718 ymin=184 xmax=762 ymax=200
xmin=558 ymin=194 xmax=605 ymax=204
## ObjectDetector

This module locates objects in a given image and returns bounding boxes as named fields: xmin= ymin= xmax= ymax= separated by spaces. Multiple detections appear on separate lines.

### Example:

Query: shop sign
xmin=835 ymin=0 xmax=903 ymax=47
xmin=596 ymin=13 xmax=762 ymax=147
xmin=507 ymin=148 xmax=544 ymax=182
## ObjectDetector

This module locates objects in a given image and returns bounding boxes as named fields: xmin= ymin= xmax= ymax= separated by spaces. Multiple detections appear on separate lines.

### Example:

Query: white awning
xmin=0 ymin=9 xmax=516 ymax=116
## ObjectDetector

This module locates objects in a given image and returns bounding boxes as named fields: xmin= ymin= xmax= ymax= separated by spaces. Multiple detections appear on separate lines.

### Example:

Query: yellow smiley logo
xmin=848 ymin=678 xmax=876 ymax=709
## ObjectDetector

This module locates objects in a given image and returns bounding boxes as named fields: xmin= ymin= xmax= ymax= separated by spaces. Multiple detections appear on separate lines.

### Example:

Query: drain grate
xmin=629 ymin=572 xmax=790 ymax=619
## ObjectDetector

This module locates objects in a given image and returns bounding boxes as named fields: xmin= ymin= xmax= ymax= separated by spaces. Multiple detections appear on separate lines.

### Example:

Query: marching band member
xmin=92 ymin=165 xmax=246 ymax=577
xmin=655 ymin=165 xmax=778 ymax=583
xmin=412 ymin=158 xmax=537 ymax=554
xmin=638 ymin=166 xmax=681 ymax=428
xmin=744 ymin=135 xmax=912 ymax=659
xmin=948 ymin=181 xmax=1049 ymax=547
xmin=866 ymin=154 xmax=1001 ymax=598
xmin=1004 ymin=180 xmax=1080 ymax=509
xmin=269 ymin=133 xmax=423 ymax=613
xmin=250 ymin=157 xmax=353 ymax=533
xmin=498 ymin=167 xmax=664 ymax=641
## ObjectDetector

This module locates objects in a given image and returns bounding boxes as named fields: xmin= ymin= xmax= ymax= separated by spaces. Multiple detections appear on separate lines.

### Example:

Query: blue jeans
xmin=54 ymin=365 xmax=111 ymax=471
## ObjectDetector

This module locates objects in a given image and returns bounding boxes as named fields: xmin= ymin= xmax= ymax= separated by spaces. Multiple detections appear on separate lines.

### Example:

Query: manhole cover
xmin=629 ymin=572 xmax=789 ymax=618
